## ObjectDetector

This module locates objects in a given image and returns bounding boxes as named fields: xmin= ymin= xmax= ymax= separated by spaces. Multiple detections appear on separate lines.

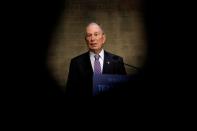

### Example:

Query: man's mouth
xmin=90 ymin=43 xmax=97 ymax=46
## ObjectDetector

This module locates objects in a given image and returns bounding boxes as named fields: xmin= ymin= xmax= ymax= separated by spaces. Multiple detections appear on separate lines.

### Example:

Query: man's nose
xmin=90 ymin=36 xmax=96 ymax=41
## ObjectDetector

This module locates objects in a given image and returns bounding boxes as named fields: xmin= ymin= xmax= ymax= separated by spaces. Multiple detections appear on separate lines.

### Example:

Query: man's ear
xmin=85 ymin=36 xmax=87 ymax=42
xmin=102 ymin=34 xmax=106 ymax=43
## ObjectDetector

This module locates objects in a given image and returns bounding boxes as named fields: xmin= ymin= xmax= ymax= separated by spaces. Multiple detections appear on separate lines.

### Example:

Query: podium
xmin=93 ymin=74 xmax=132 ymax=96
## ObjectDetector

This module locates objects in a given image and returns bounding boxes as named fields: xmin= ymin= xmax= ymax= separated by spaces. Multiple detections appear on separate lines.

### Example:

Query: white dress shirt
xmin=89 ymin=49 xmax=104 ymax=73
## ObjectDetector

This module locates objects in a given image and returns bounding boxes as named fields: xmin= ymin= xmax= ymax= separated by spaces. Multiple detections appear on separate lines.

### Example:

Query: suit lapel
xmin=103 ymin=51 xmax=112 ymax=74
xmin=83 ymin=52 xmax=93 ymax=76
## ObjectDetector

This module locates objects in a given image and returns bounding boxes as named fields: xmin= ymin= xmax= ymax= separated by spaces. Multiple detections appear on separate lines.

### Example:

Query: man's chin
xmin=89 ymin=48 xmax=102 ymax=53
xmin=89 ymin=47 xmax=98 ymax=50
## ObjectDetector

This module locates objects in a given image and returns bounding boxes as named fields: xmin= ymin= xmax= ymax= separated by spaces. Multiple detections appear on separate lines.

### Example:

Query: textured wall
xmin=47 ymin=0 xmax=147 ymax=89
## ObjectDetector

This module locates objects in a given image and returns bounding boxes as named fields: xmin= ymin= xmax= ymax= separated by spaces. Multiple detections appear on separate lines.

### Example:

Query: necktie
xmin=94 ymin=54 xmax=101 ymax=74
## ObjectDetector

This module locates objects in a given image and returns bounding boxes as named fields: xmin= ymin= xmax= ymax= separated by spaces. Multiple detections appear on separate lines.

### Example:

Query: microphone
xmin=112 ymin=56 xmax=140 ymax=70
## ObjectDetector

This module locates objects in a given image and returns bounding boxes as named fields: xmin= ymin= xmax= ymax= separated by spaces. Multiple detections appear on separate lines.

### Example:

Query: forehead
xmin=86 ymin=24 xmax=102 ymax=33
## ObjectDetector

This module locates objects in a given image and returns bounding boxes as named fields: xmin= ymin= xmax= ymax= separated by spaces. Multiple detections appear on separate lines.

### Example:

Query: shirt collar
xmin=89 ymin=49 xmax=104 ymax=60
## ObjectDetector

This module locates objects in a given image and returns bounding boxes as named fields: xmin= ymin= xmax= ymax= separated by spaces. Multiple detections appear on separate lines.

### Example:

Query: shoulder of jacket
xmin=104 ymin=50 xmax=123 ymax=60
xmin=71 ymin=52 xmax=89 ymax=62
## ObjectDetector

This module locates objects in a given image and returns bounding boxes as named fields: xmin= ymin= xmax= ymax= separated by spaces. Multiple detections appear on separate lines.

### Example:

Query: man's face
xmin=85 ymin=24 xmax=106 ymax=53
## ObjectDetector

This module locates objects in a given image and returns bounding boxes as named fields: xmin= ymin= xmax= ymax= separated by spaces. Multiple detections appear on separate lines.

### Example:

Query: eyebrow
xmin=86 ymin=32 xmax=101 ymax=34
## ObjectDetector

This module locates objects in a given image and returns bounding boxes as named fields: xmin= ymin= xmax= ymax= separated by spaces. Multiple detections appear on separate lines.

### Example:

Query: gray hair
xmin=86 ymin=22 xmax=105 ymax=34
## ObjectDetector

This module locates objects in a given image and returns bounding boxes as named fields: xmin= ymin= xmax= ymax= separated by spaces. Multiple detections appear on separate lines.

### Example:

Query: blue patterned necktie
xmin=94 ymin=54 xmax=101 ymax=74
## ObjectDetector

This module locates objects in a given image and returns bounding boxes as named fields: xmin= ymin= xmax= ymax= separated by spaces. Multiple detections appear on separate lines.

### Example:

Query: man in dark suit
xmin=66 ymin=22 xmax=126 ymax=96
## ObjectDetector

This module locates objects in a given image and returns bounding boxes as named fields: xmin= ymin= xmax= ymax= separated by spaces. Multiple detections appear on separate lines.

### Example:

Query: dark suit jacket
xmin=66 ymin=50 xmax=126 ymax=96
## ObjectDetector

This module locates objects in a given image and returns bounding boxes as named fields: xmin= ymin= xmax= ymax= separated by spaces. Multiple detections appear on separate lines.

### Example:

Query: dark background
xmin=2 ymin=0 xmax=186 ymax=99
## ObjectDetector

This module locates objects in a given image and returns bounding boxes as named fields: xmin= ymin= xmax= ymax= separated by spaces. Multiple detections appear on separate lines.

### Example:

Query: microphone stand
xmin=123 ymin=63 xmax=140 ymax=70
